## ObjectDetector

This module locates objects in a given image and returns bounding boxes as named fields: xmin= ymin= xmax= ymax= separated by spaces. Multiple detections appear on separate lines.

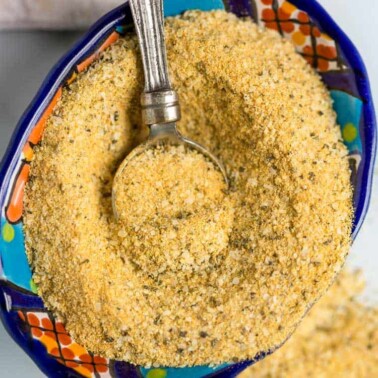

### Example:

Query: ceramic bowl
xmin=0 ymin=0 xmax=376 ymax=377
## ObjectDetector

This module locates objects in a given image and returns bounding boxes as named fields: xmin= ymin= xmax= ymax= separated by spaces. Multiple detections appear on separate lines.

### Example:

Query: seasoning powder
xmin=240 ymin=270 xmax=378 ymax=377
xmin=24 ymin=10 xmax=353 ymax=367
xmin=113 ymin=144 xmax=234 ymax=276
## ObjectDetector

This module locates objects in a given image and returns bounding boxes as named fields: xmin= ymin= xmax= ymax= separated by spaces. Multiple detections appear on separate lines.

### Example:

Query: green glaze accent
xmin=30 ymin=279 xmax=39 ymax=294
xmin=2 ymin=222 xmax=15 ymax=242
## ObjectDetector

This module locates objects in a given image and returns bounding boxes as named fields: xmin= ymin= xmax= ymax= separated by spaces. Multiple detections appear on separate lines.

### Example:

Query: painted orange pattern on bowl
xmin=4 ymin=86 xmax=62 ymax=225
xmin=256 ymin=0 xmax=344 ymax=72
xmin=5 ymin=163 xmax=30 ymax=224
xmin=77 ymin=31 xmax=120 ymax=73
xmin=18 ymin=310 xmax=111 ymax=378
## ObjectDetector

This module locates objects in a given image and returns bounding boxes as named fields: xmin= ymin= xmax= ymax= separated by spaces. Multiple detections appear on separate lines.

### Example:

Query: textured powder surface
xmin=113 ymin=144 xmax=234 ymax=276
xmin=24 ymin=11 xmax=353 ymax=367
xmin=239 ymin=270 xmax=378 ymax=377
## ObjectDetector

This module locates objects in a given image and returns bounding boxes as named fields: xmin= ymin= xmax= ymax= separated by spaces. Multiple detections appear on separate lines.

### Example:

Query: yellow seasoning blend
xmin=24 ymin=11 xmax=353 ymax=367
xmin=240 ymin=270 xmax=378 ymax=377
xmin=113 ymin=144 xmax=235 ymax=276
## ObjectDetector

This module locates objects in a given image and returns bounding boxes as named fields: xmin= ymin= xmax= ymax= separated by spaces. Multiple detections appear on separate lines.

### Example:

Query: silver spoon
xmin=112 ymin=0 xmax=228 ymax=219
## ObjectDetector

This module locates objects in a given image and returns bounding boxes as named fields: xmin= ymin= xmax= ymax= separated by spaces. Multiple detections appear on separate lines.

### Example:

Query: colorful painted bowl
xmin=0 ymin=0 xmax=376 ymax=377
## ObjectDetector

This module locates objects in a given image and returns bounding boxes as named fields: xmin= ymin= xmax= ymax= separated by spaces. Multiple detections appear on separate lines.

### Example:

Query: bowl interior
xmin=0 ymin=1 xmax=376 ymax=377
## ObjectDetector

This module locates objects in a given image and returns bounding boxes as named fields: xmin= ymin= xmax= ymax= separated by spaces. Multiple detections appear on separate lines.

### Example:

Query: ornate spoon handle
xmin=129 ymin=0 xmax=181 ymax=126
xmin=129 ymin=0 xmax=171 ymax=92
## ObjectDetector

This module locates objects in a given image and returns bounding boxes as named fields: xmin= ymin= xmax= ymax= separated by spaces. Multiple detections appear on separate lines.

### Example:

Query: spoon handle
xmin=129 ymin=0 xmax=170 ymax=92
xmin=130 ymin=0 xmax=181 ymax=125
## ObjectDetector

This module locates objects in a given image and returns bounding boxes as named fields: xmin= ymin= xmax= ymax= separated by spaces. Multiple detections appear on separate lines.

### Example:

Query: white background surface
xmin=0 ymin=1 xmax=377 ymax=377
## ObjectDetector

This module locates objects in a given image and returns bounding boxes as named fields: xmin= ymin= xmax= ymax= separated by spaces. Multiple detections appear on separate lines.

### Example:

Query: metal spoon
xmin=112 ymin=0 xmax=228 ymax=219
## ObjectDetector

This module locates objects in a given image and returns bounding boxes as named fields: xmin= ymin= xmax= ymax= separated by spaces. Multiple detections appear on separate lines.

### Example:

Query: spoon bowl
xmin=112 ymin=121 xmax=228 ymax=219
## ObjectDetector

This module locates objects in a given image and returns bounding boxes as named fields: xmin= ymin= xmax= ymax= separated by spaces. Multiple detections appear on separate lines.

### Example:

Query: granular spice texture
xmin=240 ymin=270 xmax=378 ymax=377
xmin=24 ymin=11 xmax=353 ymax=367
xmin=113 ymin=144 xmax=234 ymax=276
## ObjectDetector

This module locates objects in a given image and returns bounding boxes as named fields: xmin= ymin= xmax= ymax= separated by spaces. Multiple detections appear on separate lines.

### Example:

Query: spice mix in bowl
xmin=23 ymin=10 xmax=352 ymax=367
xmin=1 ymin=0 xmax=376 ymax=377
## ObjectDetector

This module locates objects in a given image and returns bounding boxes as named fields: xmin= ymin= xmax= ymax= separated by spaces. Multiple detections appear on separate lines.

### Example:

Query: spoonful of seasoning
xmin=112 ymin=0 xmax=228 ymax=220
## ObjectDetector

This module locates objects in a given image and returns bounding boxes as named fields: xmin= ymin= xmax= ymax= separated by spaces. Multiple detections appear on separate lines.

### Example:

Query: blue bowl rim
xmin=0 ymin=1 xmax=376 ymax=377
